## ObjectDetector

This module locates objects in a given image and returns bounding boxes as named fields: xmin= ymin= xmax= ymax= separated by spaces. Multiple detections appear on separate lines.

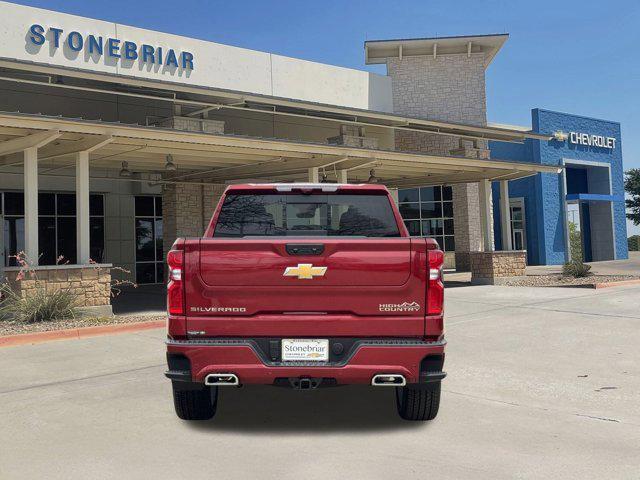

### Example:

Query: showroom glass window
xmin=135 ymin=196 xmax=163 ymax=284
xmin=397 ymin=186 xmax=455 ymax=251
xmin=1 ymin=192 xmax=105 ymax=266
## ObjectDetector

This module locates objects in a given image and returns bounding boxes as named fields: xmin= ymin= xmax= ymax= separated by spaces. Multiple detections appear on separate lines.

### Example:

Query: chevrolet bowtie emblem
xmin=283 ymin=264 xmax=327 ymax=280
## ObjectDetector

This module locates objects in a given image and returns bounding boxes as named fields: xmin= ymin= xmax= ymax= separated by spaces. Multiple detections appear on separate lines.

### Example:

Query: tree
xmin=625 ymin=169 xmax=640 ymax=225
xmin=568 ymin=221 xmax=583 ymax=261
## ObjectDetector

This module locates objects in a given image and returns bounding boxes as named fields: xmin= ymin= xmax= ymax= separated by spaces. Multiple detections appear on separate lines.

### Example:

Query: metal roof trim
xmin=0 ymin=57 xmax=550 ymax=143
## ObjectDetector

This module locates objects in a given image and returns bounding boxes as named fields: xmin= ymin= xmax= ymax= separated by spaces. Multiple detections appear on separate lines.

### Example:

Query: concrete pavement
xmin=1 ymin=285 xmax=639 ymax=479
xmin=526 ymin=251 xmax=640 ymax=276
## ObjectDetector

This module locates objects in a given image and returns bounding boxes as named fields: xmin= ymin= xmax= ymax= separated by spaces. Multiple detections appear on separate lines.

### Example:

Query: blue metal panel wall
xmin=490 ymin=108 xmax=628 ymax=265
xmin=490 ymin=138 xmax=543 ymax=265
xmin=533 ymin=109 xmax=627 ymax=262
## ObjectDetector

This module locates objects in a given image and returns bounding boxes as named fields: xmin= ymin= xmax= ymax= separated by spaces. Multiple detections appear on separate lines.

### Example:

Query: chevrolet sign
xmin=569 ymin=132 xmax=616 ymax=149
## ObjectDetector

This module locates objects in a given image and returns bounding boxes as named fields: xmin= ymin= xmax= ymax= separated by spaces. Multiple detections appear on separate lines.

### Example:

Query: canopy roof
xmin=365 ymin=34 xmax=509 ymax=67
xmin=0 ymin=111 xmax=560 ymax=188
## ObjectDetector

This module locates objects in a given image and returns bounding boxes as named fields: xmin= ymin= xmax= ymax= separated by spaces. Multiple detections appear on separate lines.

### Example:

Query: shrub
xmin=0 ymin=284 xmax=78 ymax=323
xmin=629 ymin=235 xmax=640 ymax=252
xmin=562 ymin=261 xmax=592 ymax=278
xmin=568 ymin=221 xmax=583 ymax=261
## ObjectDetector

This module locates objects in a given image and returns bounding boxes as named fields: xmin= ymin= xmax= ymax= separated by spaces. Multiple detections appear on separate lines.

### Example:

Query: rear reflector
xmin=427 ymin=249 xmax=444 ymax=316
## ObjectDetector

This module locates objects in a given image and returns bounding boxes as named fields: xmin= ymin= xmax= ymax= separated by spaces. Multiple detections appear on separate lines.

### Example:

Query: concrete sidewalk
xmin=444 ymin=251 xmax=640 ymax=285
xmin=526 ymin=251 xmax=640 ymax=276
xmin=1 ymin=284 xmax=639 ymax=479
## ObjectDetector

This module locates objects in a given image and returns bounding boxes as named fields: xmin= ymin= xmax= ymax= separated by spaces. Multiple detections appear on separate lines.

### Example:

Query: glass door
xmin=509 ymin=199 xmax=527 ymax=251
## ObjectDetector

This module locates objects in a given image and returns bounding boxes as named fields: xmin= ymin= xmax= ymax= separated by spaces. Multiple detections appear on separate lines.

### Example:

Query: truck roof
xmin=224 ymin=183 xmax=391 ymax=193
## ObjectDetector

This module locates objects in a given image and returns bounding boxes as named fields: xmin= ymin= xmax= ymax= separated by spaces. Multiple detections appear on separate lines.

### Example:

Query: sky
xmin=8 ymin=0 xmax=640 ymax=235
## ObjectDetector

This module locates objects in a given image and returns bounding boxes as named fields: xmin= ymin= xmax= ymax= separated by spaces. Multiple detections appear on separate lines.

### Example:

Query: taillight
xmin=427 ymin=249 xmax=444 ymax=315
xmin=167 ymin=249 xmax=184 ymax=315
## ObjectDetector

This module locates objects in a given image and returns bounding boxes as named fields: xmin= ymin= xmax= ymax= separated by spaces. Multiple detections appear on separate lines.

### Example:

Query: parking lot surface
xmin=1 ymin=284 xmax=639 ymax=479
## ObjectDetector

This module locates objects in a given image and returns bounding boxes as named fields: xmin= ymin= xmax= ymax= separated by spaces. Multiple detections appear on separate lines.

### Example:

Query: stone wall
xmin=161 ymin=115 xmax=226 ymax=257
xmin=387 ymin=54 xmax=487 ymax=125
xmin=443 ymin=252 xmax=456 ymax=270
xmin=469 ymin=251 xmax=527 ymax=285
xmin=162 ymin=182 xmax=226 ymax=257
xmin=202 ymin=184 xmax=227 ymax=229
xmin=453 ymin=183 xmax=483 ymax=271
xmin=5 ymin=264 xmax=112 ymax=308
xmin=154 ymin=116 xmax=225 ymax=135
xmin=327 ymin=125 xmax=379 ymax=149
xmin=386 ymin=53 xmax=492 ymax=272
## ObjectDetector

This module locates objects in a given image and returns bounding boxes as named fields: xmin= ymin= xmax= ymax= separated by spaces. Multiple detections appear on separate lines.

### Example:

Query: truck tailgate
xmin=198 ymin=238 xmax=411 ymax=287
xmin=184 ymin=238 xmax=428 ymax=336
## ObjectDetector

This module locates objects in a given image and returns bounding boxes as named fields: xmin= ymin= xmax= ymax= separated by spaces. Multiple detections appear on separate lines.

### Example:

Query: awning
xmin=0 ymin=58 xmax=550 ymax=145
xmin=0 ymin=111 xmax=561 ymax=187
xmin=566 ymin=194 xmax=623 ymax=202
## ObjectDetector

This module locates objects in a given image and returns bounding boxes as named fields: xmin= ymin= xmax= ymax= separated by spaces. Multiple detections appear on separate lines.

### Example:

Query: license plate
xmin=281 ymin=339 xmax=329 ymax=362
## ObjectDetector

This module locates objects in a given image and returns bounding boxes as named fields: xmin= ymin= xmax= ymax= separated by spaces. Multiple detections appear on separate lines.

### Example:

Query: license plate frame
xmin=281 ymin=338 xmax=329 ymax=362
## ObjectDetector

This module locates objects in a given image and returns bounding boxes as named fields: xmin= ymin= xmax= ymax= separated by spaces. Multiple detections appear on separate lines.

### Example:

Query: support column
xmin=478 ymin=179 xmax=494 ymax=252
xmin=76 ymin=151 xmax=90 ymax=264
xmin=308 ymin=167 xmax=319 ymax=183
xmin=337 ymin=169 xmax=348 ymax=183
xmin=452 ymin=183 xmax=482 ymax=271
xmin=162 ymin=183 xmax=206 ymax=261
xmin=23 ymin=147 xmax=39 ymax=265
xmin=499 ymin=180 xmax=513 ymax=251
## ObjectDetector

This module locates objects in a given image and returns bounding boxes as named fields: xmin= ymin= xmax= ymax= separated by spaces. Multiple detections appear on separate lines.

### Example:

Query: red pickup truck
xmin=165 ymin=183 xmax=446 ymax=421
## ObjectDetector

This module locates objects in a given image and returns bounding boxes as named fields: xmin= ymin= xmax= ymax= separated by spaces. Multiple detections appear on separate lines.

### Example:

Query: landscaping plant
xmin=562 ymin=260 xmax=592 ymax=278
xmin=568 ymin=221 xmax=583 ymax=261
xmin=0 ymin=283 xmax=78 ymax=323
xmin=0 ymin=252 xmax=79 ymax=323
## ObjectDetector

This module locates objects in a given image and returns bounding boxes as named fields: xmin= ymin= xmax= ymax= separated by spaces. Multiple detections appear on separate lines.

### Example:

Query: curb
xmin=0 ymin=319 xmax=165 ymax=348
xmin=593 ymin=279 xmax=640 ymax=289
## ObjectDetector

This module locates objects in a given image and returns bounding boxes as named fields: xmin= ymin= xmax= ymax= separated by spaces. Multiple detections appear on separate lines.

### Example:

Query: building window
xmin=134 ymin=196 xmax=163 ymax=284
xmin=398 ymin=186 xmax=455 ymax=251
xmin=2 ymin=192 xmax=105 ymax=266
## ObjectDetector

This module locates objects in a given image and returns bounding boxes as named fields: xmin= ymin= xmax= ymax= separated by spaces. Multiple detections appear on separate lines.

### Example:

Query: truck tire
xmin=395 ymin=382 xmax=441 ymax=421
xmin=172 ymin=382 xmax=218 ymax=420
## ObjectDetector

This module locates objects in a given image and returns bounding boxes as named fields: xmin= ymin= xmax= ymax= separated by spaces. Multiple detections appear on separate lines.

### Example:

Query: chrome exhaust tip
xmin=371 ymin=374 xmax=406 ymax=387
xmin=204 ymin=373 xmax=240 ymax=386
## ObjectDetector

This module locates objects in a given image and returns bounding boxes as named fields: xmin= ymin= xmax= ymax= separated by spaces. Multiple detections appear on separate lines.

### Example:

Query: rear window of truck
xmin=213 ymin=193 xmax=401 ymax=237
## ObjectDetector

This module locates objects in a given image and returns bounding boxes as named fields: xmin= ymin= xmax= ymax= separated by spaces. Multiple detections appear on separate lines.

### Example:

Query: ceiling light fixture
xmin=119 ymin=161 xmax=132 ymax=177
xmin=165 ymin=154 xmax=177 ymax=171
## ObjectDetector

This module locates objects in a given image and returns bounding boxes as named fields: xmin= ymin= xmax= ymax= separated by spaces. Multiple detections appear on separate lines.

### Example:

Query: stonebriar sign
xmin=0 ymin=1 xmax=393 ymax=112
xmin=27 ymin=24 xmax=195 ymax=70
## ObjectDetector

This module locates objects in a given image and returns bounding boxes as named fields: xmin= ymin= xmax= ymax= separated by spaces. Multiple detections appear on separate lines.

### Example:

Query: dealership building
xmin=0 ymin=1 xmax=628 ymax=313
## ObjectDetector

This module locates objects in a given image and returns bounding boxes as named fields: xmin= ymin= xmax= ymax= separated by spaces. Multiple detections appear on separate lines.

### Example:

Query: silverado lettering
xmin=165 ymin=183 xmax=446 ymax=421
xmin=190 ymin=306 xmax=247 ymax=313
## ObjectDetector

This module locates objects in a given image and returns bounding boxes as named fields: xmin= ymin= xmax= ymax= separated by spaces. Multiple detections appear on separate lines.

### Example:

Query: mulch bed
xmin=0 ymin=314 xmax=165 ymax=336
xmin=501 ymin=275 xmax=640 ymax=288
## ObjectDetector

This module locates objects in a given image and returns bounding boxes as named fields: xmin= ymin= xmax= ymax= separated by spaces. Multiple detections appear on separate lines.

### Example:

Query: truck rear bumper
xmin=166 ymin=338 xmax=446 ymax=386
